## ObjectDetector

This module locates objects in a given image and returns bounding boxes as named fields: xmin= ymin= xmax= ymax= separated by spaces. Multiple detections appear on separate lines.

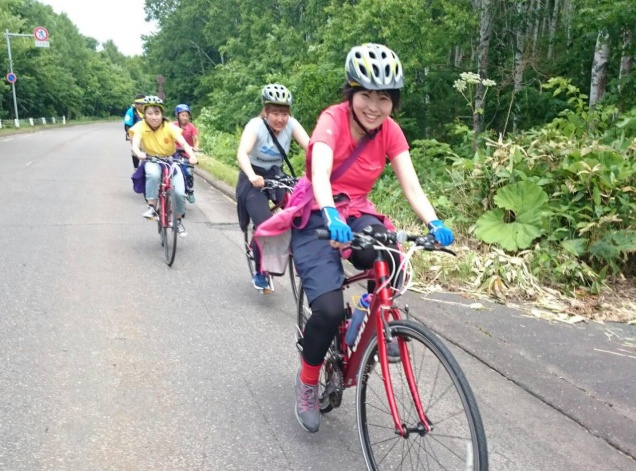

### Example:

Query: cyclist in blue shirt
xmin=124 ymin=93 xmax=146 ymax=169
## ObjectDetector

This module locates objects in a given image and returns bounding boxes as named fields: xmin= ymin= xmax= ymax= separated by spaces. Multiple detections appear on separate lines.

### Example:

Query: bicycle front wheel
xmin=357 ymin=320 xmax=488 ymax=471
xmin=163 ymin=188 xmax=178 ymax=266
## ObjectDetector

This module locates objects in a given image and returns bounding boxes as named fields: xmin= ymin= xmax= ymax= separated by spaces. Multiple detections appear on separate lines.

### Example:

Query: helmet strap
xmin=349 ymin=103 xmax=380 ymax=140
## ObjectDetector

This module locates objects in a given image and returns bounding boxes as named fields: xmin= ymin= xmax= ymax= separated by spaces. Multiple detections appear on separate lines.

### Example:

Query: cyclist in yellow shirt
xmin=129 ymin=96 xmax=198 ymax=237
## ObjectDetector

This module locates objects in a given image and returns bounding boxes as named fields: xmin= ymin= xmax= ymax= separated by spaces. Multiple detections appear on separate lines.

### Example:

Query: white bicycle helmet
xmin=345 ymin=43 xmax=404 ymax=90
xmin=261 ymin=84 xmax=293 ymax=106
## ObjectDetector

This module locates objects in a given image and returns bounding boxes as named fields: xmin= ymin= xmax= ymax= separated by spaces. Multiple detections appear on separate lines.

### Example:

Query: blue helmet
xmin=175 ymin=104 xmax=191 ymax=116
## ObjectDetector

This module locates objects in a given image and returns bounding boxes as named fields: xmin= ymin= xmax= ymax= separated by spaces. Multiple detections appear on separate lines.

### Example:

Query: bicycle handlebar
xmin=262 ymin=175 xmax=298 ymax=190
xmin=315 ymin=227 xmax=457 ymax=256
xmin=146 ymin=155 xmax=195 ymax=168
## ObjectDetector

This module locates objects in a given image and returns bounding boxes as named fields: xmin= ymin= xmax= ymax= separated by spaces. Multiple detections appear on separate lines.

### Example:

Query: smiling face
xmin=144 ymin=106 xmax=164 ymax=129
xmin=264 ymin=104 xmax=290 ymax=133
xmin=350 ymin=90 xmax=393 ymax=132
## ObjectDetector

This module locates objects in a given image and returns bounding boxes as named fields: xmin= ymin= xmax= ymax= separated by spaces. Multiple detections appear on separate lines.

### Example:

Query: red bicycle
xmin=244 ymin=174 xmax=300 ymax=301
xmin=296 ymin=227 xmax=488 ymax=470
xmin=147 ymin=156 xmax=179 ymax=266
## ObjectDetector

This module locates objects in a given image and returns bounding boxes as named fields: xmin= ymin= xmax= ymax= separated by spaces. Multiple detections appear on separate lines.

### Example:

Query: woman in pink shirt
xmin=173 ymin=104 xmax=200 ymax=203
xmin=292 ymin=44 xmax=454 ymax=433
xmin=173 ymin=104 xmax=200 ymax=150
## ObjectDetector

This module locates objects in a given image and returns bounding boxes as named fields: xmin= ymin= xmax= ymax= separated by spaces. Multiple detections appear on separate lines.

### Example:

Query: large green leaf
xmin=475 ymin=182 xmax=550 ymax=251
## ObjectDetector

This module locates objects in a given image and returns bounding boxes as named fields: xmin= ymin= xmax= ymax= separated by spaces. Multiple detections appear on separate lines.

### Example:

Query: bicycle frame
xmin=339 ymin=255 xmax=430 ymax=437
xmin=151 ymin=158 xmax=176 ymax=227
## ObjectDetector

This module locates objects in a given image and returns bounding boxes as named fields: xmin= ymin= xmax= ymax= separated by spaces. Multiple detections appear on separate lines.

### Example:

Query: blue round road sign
xmin=6 ymin=73 xmax=17 ymax=84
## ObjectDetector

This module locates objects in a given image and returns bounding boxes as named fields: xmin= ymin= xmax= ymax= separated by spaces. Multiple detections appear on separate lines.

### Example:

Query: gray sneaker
xmin=176 ymin=220 xmax=187 ymax=237
xmin=294 ymin=372 xmax=320 ymax=433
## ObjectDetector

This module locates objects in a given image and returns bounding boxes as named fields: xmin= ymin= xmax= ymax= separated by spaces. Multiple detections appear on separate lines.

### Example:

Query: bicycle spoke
xmin=373 ymin=435 xmax=403 ymax=467
xmin=357 ymin=321 xmax=487 ymax=470
xmin=427 ymin=433 xmax=474 ymax=463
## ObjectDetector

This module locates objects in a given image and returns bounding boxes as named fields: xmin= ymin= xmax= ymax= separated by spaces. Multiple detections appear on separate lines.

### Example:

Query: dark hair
xmin=135 ymin=93 xmax=145 ymax=100
xmin=342 ymin=83 xmax=401 ymax=112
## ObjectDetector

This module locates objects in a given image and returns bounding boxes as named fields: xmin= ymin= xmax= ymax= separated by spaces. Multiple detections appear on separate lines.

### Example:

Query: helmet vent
xmin=345 ymin=43 xmax=404 ymax=90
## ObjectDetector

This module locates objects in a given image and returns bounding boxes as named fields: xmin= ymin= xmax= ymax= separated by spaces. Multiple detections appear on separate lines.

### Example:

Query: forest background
xmin=2 ymin=0 xmax=635 ymax=321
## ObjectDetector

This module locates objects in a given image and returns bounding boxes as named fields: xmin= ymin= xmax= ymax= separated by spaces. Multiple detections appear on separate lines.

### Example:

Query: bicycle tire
xmin=157 ymin=195 xmax=165 ymax=244
xmin=244 ymin=230 xmax=256 ymax=278
xmin=288 ymin=256 xmax=300 ymax=304
xmin=163 ymin=188 xmax=178 ymax=266
xmin=357 ymin=319 xmax=488 ymax=471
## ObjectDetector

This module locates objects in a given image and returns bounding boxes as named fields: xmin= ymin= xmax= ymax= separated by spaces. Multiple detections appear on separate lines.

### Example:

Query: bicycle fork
xmin=373 ymin=268 xmax=432 ymax=438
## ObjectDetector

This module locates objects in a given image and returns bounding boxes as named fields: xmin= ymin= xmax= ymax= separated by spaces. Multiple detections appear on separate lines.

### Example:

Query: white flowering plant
xmin=453 ymin=72 xmax=496 ymax=116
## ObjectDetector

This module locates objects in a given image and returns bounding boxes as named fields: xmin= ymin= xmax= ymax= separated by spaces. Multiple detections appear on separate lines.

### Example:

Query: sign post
xmin=5 ymin=27 xmax=50 ymax=126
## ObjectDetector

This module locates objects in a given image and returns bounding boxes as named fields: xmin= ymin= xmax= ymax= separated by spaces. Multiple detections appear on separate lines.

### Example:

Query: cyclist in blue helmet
xmin=173 ymin=104 xmax=200 ymax=203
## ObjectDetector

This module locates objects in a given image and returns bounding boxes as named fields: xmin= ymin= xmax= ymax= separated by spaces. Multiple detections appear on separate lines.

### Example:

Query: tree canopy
xmin=0 ymin=0 xmax=153 ymax=119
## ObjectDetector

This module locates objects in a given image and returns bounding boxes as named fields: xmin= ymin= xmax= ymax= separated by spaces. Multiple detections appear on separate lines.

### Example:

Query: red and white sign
xmin=33 ymin=26 xmax=49 ymax=41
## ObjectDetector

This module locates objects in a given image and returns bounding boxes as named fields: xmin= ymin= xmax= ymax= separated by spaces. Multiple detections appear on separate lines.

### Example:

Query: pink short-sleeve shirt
xmin=306 ymin=102 xmax=409 ymax=201
xmin=173 ymin=121 xmax=199 ymax=148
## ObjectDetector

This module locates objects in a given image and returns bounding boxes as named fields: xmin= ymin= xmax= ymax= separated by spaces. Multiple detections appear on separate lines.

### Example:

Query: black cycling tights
xmin=303 ymin=289 xmax=345 ymax=366
xmin=302 ymin=224 xmax=400 ymax=366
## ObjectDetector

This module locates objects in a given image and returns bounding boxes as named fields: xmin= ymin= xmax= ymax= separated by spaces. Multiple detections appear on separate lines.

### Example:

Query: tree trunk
xmin=563 ymin=0 xmax=573 ymax=52
xmin=474 ymin=0 xmax=494 ymax=137
xmin=531 ymin=0 xmax=541 ymax=59
xmin=513 ymin=0 xmax=529 ymax=133
xmin=454 ymin=45 xmax=464 ymax=68
xmin=589 ymin=31 xmax=610 ymax=108
xmin=547 ymin=0 xmax=561 ymax=60
xmin=618 ymin=29 xmax=634 ymax=94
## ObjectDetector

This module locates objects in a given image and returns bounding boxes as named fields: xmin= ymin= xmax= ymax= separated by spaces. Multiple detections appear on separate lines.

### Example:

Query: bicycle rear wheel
xmin=244 ymin=229 xmax=256 ymax=277
xmin=296 ymin=282 xmax=309 ymax=352
xmin=357 ymin=319 xmax=488 ymax=471
xmin=288 ymin=255 xmax=300 ymax=304
xmin=163 ymin=188 xmax=178 ymax=266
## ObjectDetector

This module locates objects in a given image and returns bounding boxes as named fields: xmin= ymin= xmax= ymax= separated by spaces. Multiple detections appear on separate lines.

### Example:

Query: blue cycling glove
xmin=322 ymin=207 xmax=352 ymax=243
xmin=428 ymin=220 xmax=454 ymax=246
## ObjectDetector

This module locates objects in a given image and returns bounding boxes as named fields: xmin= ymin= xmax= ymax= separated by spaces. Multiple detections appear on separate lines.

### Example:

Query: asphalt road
xmin=0 ymin=123 xmax=633 ymax=470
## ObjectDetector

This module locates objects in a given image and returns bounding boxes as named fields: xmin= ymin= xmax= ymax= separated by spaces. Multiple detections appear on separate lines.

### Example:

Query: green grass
xmin=197 ymin=153 xmax=238 ymax=187
xmin=0 ymin=118 xmax=115 ymax=136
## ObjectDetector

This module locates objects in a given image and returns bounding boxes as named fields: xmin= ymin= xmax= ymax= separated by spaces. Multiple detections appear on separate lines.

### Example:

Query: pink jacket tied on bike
xmin=253 ymin=175 xmax=395 ymax=275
